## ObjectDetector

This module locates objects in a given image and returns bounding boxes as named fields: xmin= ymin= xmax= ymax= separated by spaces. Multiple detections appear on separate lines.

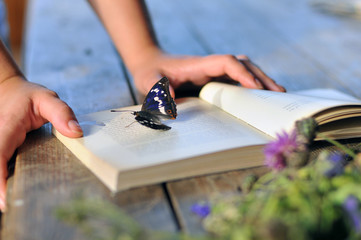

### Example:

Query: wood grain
xmin=167 ymin=167 xmax=269 ymax=235
xmin=146 ymin=0 xmax=361 ymax=234
xmin=2 ymin=0 xmax=177 ymax=239
xmin=3 ymin=125 xmax=177 ymax=239
xmin=167 ymin=0 xmax=354 ymax=92
xmin=238 ymin=0 xmax=361 ymax=97
xmin=2 ymin=0 xmax=361 ymax=238
xmin=23 ymin=0 xmax=134 ymax=114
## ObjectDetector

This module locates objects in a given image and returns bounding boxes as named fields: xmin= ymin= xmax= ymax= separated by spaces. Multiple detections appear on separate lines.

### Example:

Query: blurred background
xmin=4 ymin=0 xmax=27 ymax=65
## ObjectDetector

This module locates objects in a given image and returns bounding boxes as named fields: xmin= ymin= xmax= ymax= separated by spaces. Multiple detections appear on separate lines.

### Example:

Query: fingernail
xmin=68 ymin=120 xmax=83 ymax=135
xmin=255 ymin=80 xmax=264 ymax=89
xmin=278 ymin=85 xmax=286 ymax=92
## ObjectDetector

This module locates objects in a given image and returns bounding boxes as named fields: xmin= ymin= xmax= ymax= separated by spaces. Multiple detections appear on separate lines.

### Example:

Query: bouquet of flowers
xmin=57 ymin=118 xmax=361 ymax=240
xmin=196 ymin=118 xmax=361 ymax=240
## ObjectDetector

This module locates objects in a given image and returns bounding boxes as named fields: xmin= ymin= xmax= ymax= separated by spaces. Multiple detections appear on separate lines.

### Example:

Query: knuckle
xmin=46 ymin=89 xmax=60 ymax=98
xmin=205 ymin=54 xmax=234 ymax=62
xmin=237 ymin=54 xmax=249 ymax=60
xmin=222 ymin=54 xmax=237 ymax=61
xmin=56 ymin=101 xmax=72 ymax=115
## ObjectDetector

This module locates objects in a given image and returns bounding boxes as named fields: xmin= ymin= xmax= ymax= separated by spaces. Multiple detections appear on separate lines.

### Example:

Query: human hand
xmin=130 ymin=51 xmax=285 ymax=97
xmin=0 ymin=77 xmax=83 ymax=211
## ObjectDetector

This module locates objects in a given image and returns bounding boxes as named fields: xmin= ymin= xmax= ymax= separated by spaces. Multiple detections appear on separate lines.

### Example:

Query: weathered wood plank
xmin=237 ymin=0 xmax=361 ymax=97
xmin=2 ymin=0 xmax=177 ymax=238
xmin=167 ymin=167 xmax=269 ymax=235
xmin=145 ymin=0 xmax=208 ymax=56
xmin=148 ymin=0 xmax=361 ymax=235
xmin=3 ymin=0 xmax=361 ymax=238
xmin=3 ymin=126 xmax=97 ymax=240
xmin=23 ymin=0 xmax=134 ymax=114
xmin=3 ymin=125 xmax=177 ymax=239
xmin=167 ymin=0 xmax=354 ymax=93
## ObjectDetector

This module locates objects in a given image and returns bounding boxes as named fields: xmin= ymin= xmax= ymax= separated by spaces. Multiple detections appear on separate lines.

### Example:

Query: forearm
xmin=88 ymin=0 xmax=161 ymax=74
xmin=87 ymin=0 xmax=285 ymax=94
xmin=0 ymin=39 xmax=25 ymax=83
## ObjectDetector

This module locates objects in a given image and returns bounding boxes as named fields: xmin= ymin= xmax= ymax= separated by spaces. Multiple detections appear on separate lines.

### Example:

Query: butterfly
xmin=111 ymin=77 xmax=177 ymax=130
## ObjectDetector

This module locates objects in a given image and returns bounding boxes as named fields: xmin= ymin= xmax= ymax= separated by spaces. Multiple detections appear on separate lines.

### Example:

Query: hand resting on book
xmin=0 ymin=0 xmax=285 ymax=211
xmin=130 ymin=53 xmax=286 ymax=98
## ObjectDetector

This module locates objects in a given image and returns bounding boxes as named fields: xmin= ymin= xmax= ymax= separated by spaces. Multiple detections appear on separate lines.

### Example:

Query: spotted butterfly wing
xmin=133 ymin=111 xmax=172 ymax=130
xmin=133 ymin=77 xmax=177 ymax=130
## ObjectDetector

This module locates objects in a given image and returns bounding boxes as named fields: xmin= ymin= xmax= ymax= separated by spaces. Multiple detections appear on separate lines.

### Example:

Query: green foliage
xmin=55 ymin=197 xmax=210 ymax=240
xmin=56 ymin=118 xmax=361 ymax=240
xmin=204 ymin=153 xmax=361 ymax=240
xmin=201 ymin=118 xmax=361 ymax=240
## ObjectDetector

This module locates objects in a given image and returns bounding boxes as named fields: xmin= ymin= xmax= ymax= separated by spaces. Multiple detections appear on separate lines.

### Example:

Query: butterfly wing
xmin=134 ymin=112 xmax=171 ymax=130
xmin=141 ymin=77 xmax=177 ymax=119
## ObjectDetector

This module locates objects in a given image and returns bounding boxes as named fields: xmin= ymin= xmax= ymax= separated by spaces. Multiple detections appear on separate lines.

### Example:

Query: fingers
xmin=0 ymin=117 xmax=25 ymax=212
xmin=0 ymin=79 xmax=83 ymax=212
xmin=237 ymin=55 xmax=285 ymax=92
xmin=176 ymin=54 xmax=285 ymax=92
xmin=0 ymin=157 xmax=7 ymax=211
xmin=218 ymin=55 xmax=264 ymax=89
xmin=168 ymin=84 xmax=176 ymax=99
xmin=136 ymin=72 xmax=176 ymax=99
xmin=37 ymin=93 xmax=83 ymax=138
xmin=132 ymin=53 xmax=285 ymax=98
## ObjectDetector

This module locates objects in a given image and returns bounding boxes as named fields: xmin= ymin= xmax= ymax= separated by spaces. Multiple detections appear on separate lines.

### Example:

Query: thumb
xmin=38 ymin=95 xmax=83 ymax=138
xmin=0 ymin=158 xmax=7 ymax=211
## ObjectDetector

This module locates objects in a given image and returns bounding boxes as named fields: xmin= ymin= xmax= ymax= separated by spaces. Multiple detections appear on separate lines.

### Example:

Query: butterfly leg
xmin=125 ymin=121 xmax=138 ymax=128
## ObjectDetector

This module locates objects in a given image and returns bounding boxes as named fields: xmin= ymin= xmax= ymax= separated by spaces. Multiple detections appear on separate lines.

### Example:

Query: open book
xmin=53 ymin=83 xmax=361 ymax=192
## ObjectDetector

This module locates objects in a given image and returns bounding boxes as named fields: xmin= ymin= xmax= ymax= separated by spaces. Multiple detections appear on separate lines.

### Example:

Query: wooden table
xmin=2 ymin=0 xmax=361 ymax=238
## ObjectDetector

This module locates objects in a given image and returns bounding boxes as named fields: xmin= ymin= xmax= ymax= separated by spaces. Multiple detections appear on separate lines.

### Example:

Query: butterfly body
xmin=112 ymin=77 xmax=177 ymax=130
xmin=134 ymin=77 xmax=177 ymax=130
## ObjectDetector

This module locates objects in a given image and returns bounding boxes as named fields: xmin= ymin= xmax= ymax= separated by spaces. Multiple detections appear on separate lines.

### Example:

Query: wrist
xmin=125 ymin=46 xmax=164 ymax=76
xmin=0 ymin=75 xmax=28 ymax=94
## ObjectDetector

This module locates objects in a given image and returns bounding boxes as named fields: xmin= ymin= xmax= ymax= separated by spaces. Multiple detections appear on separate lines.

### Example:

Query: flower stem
xmin=318 ymin=133 xmax=356 ymax=158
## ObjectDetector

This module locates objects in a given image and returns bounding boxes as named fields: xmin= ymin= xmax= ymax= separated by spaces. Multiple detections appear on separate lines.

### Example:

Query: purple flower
xmin=343 ymin=195 xmax=361 ymax=233
xmin=191 ymin=203 xmax=211 ymax=218
xmin=324 ymin=152 xmax=347 ymax=177
xmin=264 ymin=129 xmax=299 ymax=171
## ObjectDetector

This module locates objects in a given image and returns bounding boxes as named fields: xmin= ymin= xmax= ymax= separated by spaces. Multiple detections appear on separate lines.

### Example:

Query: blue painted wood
xmin=3 ymin=0 xmax=361 ymax=238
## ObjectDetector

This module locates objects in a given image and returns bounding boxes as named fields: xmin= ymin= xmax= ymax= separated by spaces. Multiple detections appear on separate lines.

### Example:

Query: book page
xmin=293 ymin=88 xmax=359 ymax=102
xmin=199 ymin=83 xmax=361 ymax=138
xmin=55 ymin=98 xmax=271 ymax=174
